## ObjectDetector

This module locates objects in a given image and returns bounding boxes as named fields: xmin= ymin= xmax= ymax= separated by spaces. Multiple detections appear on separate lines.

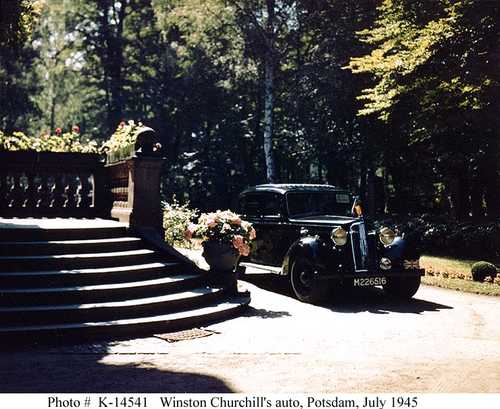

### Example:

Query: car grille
xmin=350 ymin=221 xmax=377 ymax=272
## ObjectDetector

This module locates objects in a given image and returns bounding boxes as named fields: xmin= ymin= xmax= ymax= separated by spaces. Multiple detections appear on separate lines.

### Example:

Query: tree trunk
xmin=263 ymin=0 xmax=277 ymax=183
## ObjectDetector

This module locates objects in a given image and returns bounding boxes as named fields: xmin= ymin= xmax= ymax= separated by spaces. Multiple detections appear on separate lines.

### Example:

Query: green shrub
xmin=163 ymin=197 xmax=199 ymax=248
xmin=390 ymin=215 xmax=500 ymax=260
xmin=471 ymin=261 xmax=498 ymax=282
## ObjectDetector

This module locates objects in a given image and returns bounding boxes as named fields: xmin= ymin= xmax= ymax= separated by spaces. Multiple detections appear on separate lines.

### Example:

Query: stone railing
xmin=0 ymin=151 xmax=108 ymax=218
xmin=0 ymin=127 xmax=165 ymax=233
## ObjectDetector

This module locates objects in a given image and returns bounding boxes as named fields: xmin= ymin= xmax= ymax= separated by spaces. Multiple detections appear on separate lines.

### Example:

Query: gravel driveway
xmin=1 ymin=276 xmax=499 ymax=393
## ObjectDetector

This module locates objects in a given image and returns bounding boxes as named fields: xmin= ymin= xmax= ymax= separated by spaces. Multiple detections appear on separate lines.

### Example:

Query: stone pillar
xmin=129 ymin=156 xmax=164 ymax=234
xmin=105 ymin=127 xmax=165 ymax=234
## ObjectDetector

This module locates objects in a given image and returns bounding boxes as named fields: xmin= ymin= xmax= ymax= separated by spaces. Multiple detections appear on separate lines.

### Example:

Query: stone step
xmin=0 ymin=286 xmax=226 ymax=325
xmin=0 ymin=273 xmax=206 ymax=306
xmin=0 ymin=262 xmax=186 ymax=287
xmin=0 ymin=226 xmax=129 ymax=242
xmin=0 ymin=237 xmax=144 ymax=256
xmin=0 ymin=294 xmax=250 ymax=341
xmin=0 ymin=249 xmax=163 ymax=271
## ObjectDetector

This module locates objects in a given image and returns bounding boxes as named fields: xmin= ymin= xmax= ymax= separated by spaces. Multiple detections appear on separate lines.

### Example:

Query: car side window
xmin=240 ymin=193 xmax=282 ymax=217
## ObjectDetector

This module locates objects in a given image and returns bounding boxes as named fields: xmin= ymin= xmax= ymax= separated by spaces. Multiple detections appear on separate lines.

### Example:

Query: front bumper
xmin=318 ymin=268 xmax=425 ymax=282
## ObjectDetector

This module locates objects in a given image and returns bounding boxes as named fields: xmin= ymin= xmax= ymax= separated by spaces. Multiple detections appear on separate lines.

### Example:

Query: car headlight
xmin=379 ymin=227 xmax=396 ymax=246
xmin=331 ymin=226 xmax=347 ymax=246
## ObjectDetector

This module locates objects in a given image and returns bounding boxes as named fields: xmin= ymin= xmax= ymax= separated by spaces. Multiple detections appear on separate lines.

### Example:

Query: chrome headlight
xmin=331 ymin=226 xmax=347 ymax=246
xmin=379 ymin=227 xmax=396 ymax=246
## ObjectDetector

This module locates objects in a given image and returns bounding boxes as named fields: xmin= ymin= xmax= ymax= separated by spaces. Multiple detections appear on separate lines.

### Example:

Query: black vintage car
xmin=237 ymin=184 xmax=424 ymax=303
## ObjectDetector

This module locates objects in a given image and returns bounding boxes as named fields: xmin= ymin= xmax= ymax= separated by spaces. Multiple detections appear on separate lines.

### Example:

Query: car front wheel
xmin=383 ymin=276 xmax=421 ymax=300
xmin=290 ymin=258 xmax=330 ymax=304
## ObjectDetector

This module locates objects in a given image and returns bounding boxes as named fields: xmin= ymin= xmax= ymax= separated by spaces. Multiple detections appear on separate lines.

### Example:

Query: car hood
xmin=288 ymin=215 xmax=358 ymax=226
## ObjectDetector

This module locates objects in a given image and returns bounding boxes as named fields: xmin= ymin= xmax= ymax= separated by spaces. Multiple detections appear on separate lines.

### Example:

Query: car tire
xmin=383 ymin=276 xmax=421 ymax=300
xmin=290 ymin=258 xmax=330 ymax=304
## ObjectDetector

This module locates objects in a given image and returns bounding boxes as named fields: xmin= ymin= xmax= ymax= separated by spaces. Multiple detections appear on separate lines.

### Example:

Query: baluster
xmin=65 ymin=173 xmax=78 ymax=209
xmin=79 ymin=173 xmax=93 ymax=210
xmin=38 ymin=173 xmax=52 ymax=210
xmin=25 ymin=172 xmax=37 ymax=210
xmin=30 ymin=174 xmax=42 ymax=209
xmin=0 ymin=174 xmax=7 ymax=211
xmin=5 ymin=175 xmax=13 ymax=208
xmin=52 ymin=174 xmax=66 ymax=210
xmin=10 ymin=173 xmax=24 ymax=209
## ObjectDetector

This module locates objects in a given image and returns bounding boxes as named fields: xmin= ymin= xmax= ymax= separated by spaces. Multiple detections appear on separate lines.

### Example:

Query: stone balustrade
xmin=0 ymin=127 xmax=165 ymax=233
xmin=0 ymin=151 xmax=108 ymax=218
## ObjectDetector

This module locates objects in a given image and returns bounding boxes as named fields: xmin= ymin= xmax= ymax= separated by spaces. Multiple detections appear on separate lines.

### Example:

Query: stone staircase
xmin=0 ymin=218 xmax=250 ymax=341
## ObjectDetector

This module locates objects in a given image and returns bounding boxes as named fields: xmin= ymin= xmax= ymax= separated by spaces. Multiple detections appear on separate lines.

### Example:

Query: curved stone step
xmin=0 ymin=226 xmax=129 ymax=242
xmin=0 ymin=249 xmax=163 ymax=271
xmin=0 ymin=286 xmax=226 ymax=325
xmin=0 ymin=273 xmax=207 ymax=306
xmin=0 ymin=294 xmax=250 ymax=341
xmin=0 ymin=237 xmax=144 ymax=256
xmin=0 ymin=262 xmax=186 ymax=287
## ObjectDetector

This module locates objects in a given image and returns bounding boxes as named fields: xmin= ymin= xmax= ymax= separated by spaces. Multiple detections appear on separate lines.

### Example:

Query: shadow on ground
xmin=243 ymin=274 xmax=453 ymax=315
xmin=0 ymin=343 xmax=233 ymax=392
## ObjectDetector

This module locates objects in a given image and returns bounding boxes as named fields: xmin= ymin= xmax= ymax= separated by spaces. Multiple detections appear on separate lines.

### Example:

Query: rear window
xmin=240 ymin=193 xmax=282 ymax=216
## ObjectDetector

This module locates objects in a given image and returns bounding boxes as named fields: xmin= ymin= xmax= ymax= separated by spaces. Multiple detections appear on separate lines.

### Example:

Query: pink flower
xmin=239 ymin=243 xmax=250 ymax=256
xmin=229 ymin=216 xmax=241 ymax=225
xmin=206 ymin=218 xmax=217 ymax=228
xmin=55 ymin=127 xmax=62 ymax=135
xmin=119 ymin=121 xmax=126 ymax=129
xmin=232 ymin=235 xmax=245 ymax=251
xmin=72 ymin=125 xmax=80 ymax=134
xmin=184 ymin=223 xmax=197 ymax=240
xmin=249 ymin=227 xmax=256 ymax=240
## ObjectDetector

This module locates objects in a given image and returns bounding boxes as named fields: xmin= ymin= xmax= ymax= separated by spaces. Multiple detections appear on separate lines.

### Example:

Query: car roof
xmin=240 ymin=183 xmax=347 ymax=195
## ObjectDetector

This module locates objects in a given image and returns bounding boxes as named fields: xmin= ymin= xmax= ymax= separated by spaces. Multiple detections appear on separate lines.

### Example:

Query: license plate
xmin=353 ymin=277 xmax=387 ymax=287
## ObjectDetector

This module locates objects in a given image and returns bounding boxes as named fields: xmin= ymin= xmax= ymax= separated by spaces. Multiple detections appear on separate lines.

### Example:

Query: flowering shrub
xmin=101 ymin=120 xmax=162 ymax=162
xmin=0 ymin=128 xmax=99 ymax=153
xmin=185 ymin=210 xmax=256 ymax=256
xmin=163 ymin=198 xmax=199 ymax=248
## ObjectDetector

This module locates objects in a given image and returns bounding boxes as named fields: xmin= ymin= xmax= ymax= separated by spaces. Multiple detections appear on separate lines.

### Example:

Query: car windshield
xmin=286 ymin=191 xmax=352 ymax=217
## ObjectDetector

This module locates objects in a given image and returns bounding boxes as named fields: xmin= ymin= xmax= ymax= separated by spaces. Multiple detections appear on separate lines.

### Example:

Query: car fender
xmin=383 ymin=236 xmax=421 ymax=261
xmin=281 ymin=236 xmax=326 ymax=276
xmin=383 ymin=237 xmax=406 ymax=261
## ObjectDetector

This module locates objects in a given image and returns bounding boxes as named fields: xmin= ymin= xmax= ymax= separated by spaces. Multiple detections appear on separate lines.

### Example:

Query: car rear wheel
xmin=383 ymin=276 xmax=421 ymax=300
xmin=290 ymin=258 xmax=330 ymax=304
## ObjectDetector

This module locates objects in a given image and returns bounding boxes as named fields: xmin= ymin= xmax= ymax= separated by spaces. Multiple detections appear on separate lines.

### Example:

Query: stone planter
xmin=202 ymin=241 xmax=239 ymax=272
xmin=202 ymin=241 xmax=239 ymax=293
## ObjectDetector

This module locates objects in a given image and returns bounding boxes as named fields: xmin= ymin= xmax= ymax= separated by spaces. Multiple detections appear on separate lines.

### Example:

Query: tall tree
xmin=347 ymin=0 xmax=500 ymax=218
xmin=0 ymin=0 xmax=39 ymax=132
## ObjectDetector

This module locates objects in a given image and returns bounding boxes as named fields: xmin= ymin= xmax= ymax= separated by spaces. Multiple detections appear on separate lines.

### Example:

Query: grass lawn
xmin=420 ymin=255 xmax=500 ymax=296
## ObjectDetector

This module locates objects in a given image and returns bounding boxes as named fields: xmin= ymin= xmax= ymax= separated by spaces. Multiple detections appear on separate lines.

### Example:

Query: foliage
xmin=101 ymin=120 xmax=145 ymax=161
xmin=185 ymin=210 xmax=256 ymax=256
xmin=1 ymin=0 xmax=498 ymax=224
xmin=162 ymin=197 xmax=199 ymax=248
xmin=0 ymin=128 xmax=99 ymax=153
xmin=347 ymin=0 xmax=500 ymax=219
xmin=471 ymin=261 xmax=498 ymax=283
xmin=393 ymin=215 xmax=500 ymax=261
xmin=0 ymin=0 xmax=41 ymax=132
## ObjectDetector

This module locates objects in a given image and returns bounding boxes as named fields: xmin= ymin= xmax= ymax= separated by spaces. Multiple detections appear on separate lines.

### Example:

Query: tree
xmin=347 ymin=0 xmax=500 ymax=218
xmin=0 ymin=0 xmax=40 ymax=132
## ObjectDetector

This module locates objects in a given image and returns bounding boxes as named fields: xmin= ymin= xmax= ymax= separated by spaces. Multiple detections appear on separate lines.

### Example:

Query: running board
xmin=240 ymin=262 xmax=283 ymax=275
